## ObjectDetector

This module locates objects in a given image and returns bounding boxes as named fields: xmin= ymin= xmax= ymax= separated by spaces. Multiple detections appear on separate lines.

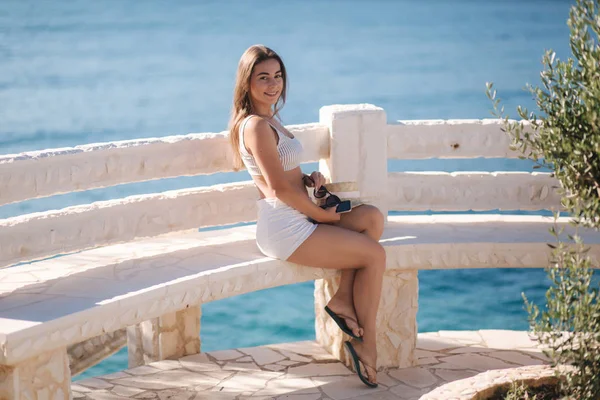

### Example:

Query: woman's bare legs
xmin=327 ymin=205 xmax=385 ymax=338
xmin=287 ymin=218 xmax=386 ymax=385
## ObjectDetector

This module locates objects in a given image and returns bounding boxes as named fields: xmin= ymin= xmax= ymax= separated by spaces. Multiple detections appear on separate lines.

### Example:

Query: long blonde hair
xmin=229 ymin=45 xmax=288 ymax=170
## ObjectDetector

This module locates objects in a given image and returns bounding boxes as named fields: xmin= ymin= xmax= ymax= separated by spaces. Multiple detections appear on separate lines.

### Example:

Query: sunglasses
xmin=314 ymin=185 xmax=342 ymax=209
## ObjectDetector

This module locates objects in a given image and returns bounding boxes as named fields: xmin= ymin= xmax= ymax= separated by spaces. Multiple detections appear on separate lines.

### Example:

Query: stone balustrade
xmin=1 ymin=104 xmax=599 ymax=400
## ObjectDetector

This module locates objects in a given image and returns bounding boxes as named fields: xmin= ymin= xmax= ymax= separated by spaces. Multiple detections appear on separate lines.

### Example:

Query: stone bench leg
xmin=0 ymin=347 xmax=72 ymax=400
xmin=127 ymin=305 xmax=201 ymax=367
xmin=68 ymin=328 xmax=127 ymax=376
xmin=315 ymin=270 xmax=418 ymax=370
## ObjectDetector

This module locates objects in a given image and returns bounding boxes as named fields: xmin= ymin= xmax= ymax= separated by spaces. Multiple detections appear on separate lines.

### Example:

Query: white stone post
xmin=314 ymin=104 xmax=418 ymax=370
xmin=318 ymin=104 xmax=389 ymax=217
xmin=0 ymin=347 xmax=72 ymax=400
xmin=127 ymin=305 xmax=201 ymax=367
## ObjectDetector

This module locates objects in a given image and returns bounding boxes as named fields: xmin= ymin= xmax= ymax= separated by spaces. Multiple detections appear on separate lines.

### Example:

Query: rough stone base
xmin=68 ymin=328 xmax=127 ymax=376
xmin=421 ymin=364 xmax=566 ymax=400
xmin=127 ymin=305 xmax=201 ymax=367
xmin=314 ymin=270 xmax=418 ymax=370
xmin=0 ymin=347 xmax=71 ymax=400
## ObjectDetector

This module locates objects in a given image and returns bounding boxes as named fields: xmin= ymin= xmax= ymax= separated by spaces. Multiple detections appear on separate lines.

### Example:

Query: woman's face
xmin=249 ymin=58 xmax=283 ymax=111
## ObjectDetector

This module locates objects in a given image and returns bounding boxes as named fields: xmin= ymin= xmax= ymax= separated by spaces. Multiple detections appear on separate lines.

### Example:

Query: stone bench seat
xmin=2 ymin=214 xmax=599 ymax=369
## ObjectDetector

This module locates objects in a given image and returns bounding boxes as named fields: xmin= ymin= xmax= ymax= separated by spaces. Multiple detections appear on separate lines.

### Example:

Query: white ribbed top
xmin=239 ymin=115 xmax=303 ymax=176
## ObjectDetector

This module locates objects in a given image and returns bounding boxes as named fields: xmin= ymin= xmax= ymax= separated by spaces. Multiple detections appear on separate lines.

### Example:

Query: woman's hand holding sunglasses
xmin=302 ymin=171 xmax=326 ymax=191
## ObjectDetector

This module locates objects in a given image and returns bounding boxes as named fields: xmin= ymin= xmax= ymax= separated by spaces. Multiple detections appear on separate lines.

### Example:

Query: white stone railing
xmin=1 ymin=104 xmax=597 ymax=400
xmin=0 ymin=124 xmax=329 ymax=207
xmin=0 ymin=115 xmax=557 ymax=269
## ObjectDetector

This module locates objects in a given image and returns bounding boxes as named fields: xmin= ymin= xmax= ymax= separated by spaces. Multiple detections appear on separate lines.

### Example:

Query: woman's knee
xmin=362 ymin=205 xmax=385 ymax=236
xmin=364 ymin=241 xmax=386 ymax=272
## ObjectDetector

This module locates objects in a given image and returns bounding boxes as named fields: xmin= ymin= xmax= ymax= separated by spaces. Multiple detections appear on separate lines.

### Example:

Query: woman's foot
xmin=326 ymin=298 xmax=363 ymax=338
xmin=346 ymin=339 xmax=378 ymax=387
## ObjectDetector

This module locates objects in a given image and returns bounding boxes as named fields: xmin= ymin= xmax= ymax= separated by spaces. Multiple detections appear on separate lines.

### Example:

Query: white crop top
xmin=239 ymin=115 xmax=303 ymax=176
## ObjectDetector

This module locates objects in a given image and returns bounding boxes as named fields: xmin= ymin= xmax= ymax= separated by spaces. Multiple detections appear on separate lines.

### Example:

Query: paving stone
xmin=514 ymin=348 xmax=551 ymax=361
xmin=112 ymin=385 xmax=146 ymax=396
xmin=315 ymin=375 xmax=386 ymax=399
xmin=109 ymin=375 xmax=180 ymax=391
xmin=86 ymin=391 xmax=130 ymax=400
xmin=414 ymin=349 xmax=441 ymax=359
xmin=389 ymin=383 xmax=429 ymax=399
xmin=112 ymin=370 xmax=219 ymax=391
xmin=219 ymin=371 xmax=282 ymax=391
xmin=439 ymin=353 xmax=516 ymax=371
xmin=77 ymin=378 xmax=114 ymax=390
xmin=276 ymin=394 xmax=321 ymax=400
xmin=156 ymin=389 xmax=195 ymax=400
xmin=253 ymin=377 xmax=319 ymax=396
xmin=311 ymin=351 xmax=337 ymax=362
xmin=277 ymin=360 xmax=303 ymax=366
xmin=238 ymin=356 xmax=252 ymax=362
xmin=278 ymin=350 xmax=312 ymax=363
xmin=438 ymin=330 xmax=483 ymax=343
xmin=269 ymin=341 xmax=335 ymax=361
xmin=156 ymin=370 xmax=221 ymax=388
xmin=200 ymin=370 xmax=235 ymax=381
xmin=416 ymin=336 xmax=462 ymax=351
xmin=416 ymin=357 xmax=438 ymax=366
xmin=179 ymin=353 xmax=222 ymax=373
xmin=71 ymin=384 xmax=92 ymax=393
xmin=192 ymin=392 xmax=237 ymax=400
xmin=151 ymin=360 xmax=182 ymax=371
xmin=488 ymin=351 xmax=546 ymax=366
xmin=287 ymin=363 xmax=352 ymax=378
xmin=350 ymin=391 xmax=406 ymax=400
xmin=128 ymin=366 xmax=162 ymax=376
xmin=134 ymin=392 xmax=158 ymax=399
xmin=102 ymin=371 xmax=132 ymax=380
xmin=374 ymin=372 xmax=399 ymax=387
xmin=239 ymin=345 xmax=287 ymax=365
xmin=207 ymin=349 xmax=244 ymax=361
xmin=222 ymin=361 xmax=261 ymax=371
xmin=388 ymin=367 xmax=438 ymax=389
xmin=479 ymin=329 xmax=538 ymax=349
xmin=434 ymin=368 xmax=479 ymax=383
xmin=447 ymin=346 xmax=496 ymax=354
xmin=264 ymin=363 xmax=287 ymax=372
xmin=428 ymin=362 xmax=468 ymax=370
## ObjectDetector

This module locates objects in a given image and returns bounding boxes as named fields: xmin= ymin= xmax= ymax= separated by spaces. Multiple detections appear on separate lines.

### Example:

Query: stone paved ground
xmin=72 ymin=330 xmax=550 ymax=400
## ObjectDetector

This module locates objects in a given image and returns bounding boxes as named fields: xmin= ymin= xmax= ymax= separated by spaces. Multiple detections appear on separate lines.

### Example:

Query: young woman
xmin=228 ymin=44 xmax=386 ymax=388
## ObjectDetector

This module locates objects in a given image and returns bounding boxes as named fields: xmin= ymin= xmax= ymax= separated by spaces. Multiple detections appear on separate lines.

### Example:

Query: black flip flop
xmin=344 ymin=341 xmax=378 ymax=388
xmin=324 ymin=306 xmax=363 ymax=341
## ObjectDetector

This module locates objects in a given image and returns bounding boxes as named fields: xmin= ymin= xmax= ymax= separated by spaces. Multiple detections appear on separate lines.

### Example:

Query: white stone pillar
xmin=315 ymin=104 xmax=418 ymax=370
xmin=0 ymin=347 xmax=72 ymax=400
xmin=318 ymin=104 xmax=389 ymax=217
xmin=127 ymin=305 xmax=201 ymax=367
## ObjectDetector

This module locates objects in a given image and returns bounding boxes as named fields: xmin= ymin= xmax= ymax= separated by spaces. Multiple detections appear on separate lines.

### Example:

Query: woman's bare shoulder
xmin=244 ymin=116 xmax=275 ymax=144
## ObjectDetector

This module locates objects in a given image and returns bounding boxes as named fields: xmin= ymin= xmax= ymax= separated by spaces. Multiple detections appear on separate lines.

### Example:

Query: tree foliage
xmin=487 ymin=1 xmax=600 ymax=398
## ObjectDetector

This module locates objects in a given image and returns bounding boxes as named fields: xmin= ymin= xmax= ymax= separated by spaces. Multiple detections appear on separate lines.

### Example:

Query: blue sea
xmin=0 ymin=0 xmax=582 ymax=380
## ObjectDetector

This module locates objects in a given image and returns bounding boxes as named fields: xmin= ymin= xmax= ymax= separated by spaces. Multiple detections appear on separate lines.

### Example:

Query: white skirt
xmin=256 ymin=198 xmax=318 ymax=261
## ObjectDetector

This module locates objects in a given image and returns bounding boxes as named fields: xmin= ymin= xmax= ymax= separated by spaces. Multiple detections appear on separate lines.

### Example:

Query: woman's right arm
xmin=244 ymin=118 xmax=339 ymax=223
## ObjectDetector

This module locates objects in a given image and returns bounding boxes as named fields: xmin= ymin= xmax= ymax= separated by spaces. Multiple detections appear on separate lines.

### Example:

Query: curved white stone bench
xmin=1 ymin=104 xmax=599 ymax=400
xmin=3 ymin=215 xmax=598 ymax=364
